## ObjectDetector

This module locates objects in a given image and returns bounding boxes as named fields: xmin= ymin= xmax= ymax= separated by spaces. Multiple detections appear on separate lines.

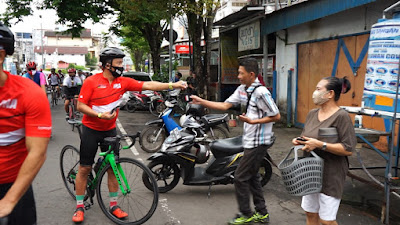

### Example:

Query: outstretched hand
xmin=190 ymin=95 xmax=203 ymax=104
xmin=173 ymin=81 xmax=188 ymax=90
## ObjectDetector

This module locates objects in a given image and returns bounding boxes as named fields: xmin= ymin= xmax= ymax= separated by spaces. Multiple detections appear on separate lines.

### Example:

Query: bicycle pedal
xmin=84 ymin=202 xmax=92 ymax=210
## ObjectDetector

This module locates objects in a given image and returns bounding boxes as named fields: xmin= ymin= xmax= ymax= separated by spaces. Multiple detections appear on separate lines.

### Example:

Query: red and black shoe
xmin=110 ymin=205 xmax=128 ymax=219
xmin=72 ymin=207 xmax=84 ymax=223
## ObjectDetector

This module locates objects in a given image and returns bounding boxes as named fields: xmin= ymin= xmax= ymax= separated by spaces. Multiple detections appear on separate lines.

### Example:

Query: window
xmin=23 ymin=33 xmax=32 ymax=39
xmin=16 ymin=33 xmax=23 ymax=38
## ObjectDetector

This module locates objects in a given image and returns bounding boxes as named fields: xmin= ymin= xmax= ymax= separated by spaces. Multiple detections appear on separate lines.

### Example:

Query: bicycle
xmin=65 ymin=95 xmax=81 ymax=131
xmin=50 ymin=85 xmax=58 ymax=107
xmin=60 ymin=120 xmax=159 ymax=225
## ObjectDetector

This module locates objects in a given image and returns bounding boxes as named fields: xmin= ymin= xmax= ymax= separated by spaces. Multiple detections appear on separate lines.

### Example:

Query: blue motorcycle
xmin=139 ymin=99 xmax=230 ymax=153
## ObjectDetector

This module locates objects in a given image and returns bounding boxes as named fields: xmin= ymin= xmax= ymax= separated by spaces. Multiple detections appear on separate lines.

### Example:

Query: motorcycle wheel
xmin=139 ymin=125 xmax=166 ymax=153
xmin=149 ymin=100 xmax=165 ymax=117
xmin=126 ymin=100 xmax=137 ymax=113
xmin=205 ymin=125 xmax=229 ymax=141
xmin=142 ymin=161 xmax=180 ymax=193
xmin=259 ymin=159 xmax=273 ymax=187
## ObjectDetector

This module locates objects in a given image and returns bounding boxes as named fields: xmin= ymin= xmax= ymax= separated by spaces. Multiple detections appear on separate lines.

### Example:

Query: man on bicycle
xmin=63 ymin=68 xmax=82 ymax=118
xmin=0 ymin=23 xmax=51 ymax=225
xmin=48 ymin=68 xmax=61 ymax=98
xmin=73 ymin=47 xmax=187 ymax=223
xmin=23 ymin=61 xmax=47 ymax=93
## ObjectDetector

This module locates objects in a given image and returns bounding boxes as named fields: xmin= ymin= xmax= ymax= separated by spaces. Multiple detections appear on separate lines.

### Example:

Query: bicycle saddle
xmin=209 ymin=136 xmax=243 ymax=158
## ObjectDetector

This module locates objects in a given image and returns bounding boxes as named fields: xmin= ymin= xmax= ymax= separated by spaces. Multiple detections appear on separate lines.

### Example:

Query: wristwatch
xmin=97 ymin=113 xmax=102 ymax=119
xmin=322 ymin=142 xmax=327 ymax=151
xmin=168 ymin=82 xmax=173 ymax=90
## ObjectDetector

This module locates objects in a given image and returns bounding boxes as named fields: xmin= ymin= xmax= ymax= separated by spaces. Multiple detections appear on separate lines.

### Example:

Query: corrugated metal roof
xmin=214 ymin=6 xmax=264 ymax=26
xmin=34 ymin=46 xmax=88 ymax=55
xmin=261 ymin=0 xmax=378 ymax=35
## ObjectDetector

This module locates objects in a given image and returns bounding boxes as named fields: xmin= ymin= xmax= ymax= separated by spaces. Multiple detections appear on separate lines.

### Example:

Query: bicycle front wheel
xmin=60 ymin=145 xmax=80 ymax=199
xmin=96 ymin=158 xmax=159 ymax=225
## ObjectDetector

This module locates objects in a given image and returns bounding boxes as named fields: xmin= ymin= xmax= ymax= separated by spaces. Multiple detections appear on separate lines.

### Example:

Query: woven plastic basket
xmin=278 ymin=145 xmax=324 ymax=196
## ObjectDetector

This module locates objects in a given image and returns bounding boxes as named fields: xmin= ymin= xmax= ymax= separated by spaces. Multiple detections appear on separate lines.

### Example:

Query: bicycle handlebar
xmin=123 ymin=132 xmax=141 ymax=149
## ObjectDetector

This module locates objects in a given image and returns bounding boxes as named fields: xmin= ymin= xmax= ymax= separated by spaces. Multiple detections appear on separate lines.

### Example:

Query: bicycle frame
xmin=85 ymin=134 xmax=139 ymax=197
xmin=88 ymin=146 xmax=132 ymax=196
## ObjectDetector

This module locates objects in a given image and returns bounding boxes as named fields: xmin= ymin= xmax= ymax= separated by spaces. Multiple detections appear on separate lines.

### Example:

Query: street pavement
xmin=33 ymin=101 xmax=400 ymax=225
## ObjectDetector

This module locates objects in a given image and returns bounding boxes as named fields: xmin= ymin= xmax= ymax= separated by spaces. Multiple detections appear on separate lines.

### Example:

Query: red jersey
xmin=78 ymin=73 xmax=144 ymax=131
xmin=0 ymin=71 xmax=52 ymax=184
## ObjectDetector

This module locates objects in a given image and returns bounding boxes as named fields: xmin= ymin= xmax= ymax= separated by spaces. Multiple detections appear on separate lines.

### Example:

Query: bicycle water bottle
xmin=94 ymin=158 xmax=103 ymax=173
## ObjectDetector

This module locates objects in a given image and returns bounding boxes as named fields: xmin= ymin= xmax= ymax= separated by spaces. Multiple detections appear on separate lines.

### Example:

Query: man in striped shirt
xmin=191 ymin=58 xmax=280 ymax=225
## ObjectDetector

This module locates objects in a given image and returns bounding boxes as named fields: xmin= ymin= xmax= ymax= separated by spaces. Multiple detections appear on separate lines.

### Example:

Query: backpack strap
xmin=245 ymin=85 xmax=262 ymax=114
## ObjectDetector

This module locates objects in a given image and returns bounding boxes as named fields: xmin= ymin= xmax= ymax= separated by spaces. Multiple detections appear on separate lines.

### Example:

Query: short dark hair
xmin=177 ymin=72 xmax=182 ymax=77
xmin=239 ymin=58 xmax=259 ymax=76
xmin=322 ymin=76 xmax=351 ymax=101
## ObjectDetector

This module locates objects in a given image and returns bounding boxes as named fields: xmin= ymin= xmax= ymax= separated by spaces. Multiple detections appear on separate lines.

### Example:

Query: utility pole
xmin=39 ymin=15 xmax=44 ymax=69
xmin=169 ymin=15 xmax=173 ymax=82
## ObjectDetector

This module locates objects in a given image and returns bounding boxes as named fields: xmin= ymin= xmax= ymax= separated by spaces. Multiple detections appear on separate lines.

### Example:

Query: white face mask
xmin=31 ymin=70 xmax=36 ymax=75
xmin=312 ymin=90 xmax=330 ymax=105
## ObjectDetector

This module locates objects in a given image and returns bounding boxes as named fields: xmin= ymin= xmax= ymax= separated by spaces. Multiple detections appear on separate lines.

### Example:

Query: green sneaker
xmin=228 ymin=214 xmax=254 ymax=225
xmin=252 ymin=212 xmax=269 ymax=223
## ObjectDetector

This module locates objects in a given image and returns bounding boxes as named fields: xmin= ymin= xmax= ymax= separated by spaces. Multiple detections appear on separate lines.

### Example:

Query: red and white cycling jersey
xmin=0 ymin=71 xmax=52 ymax=184
xmin=78 ymin=73 xmax=144 ymax=131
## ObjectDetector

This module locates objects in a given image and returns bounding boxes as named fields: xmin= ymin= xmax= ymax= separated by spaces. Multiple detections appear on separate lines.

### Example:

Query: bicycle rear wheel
xmin=59 ymin=145 xmax=81 ymax=199
xmin=96 ymin=157 xmax=158 ymax=225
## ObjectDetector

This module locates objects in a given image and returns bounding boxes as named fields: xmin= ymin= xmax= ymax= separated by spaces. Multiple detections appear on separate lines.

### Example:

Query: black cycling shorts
xmin=80 ymin=125 xmax=117 ymax=166
xmin=64 ymin=87 xmax=79 ymax=98
xmin=0 ymin=183 xmax=36 ymax=225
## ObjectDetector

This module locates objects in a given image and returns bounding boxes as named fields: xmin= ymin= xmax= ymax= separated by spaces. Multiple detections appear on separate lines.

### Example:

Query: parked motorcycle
xmin=141 ymin=123 xmax=275 ymax=194
xmin=125 ymin=90 xmax=162 ymax=115
xmin=149 ymin=91 xmax=165 ymax=116
xmin=139 ymin=99 xmax=229 ymax=153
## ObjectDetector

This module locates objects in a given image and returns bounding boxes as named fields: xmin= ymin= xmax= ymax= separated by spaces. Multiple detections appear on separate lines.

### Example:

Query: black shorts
xmin=80 ymin=125 xmax=117 ymax=166
xmin=64 ymin=87 xmax=79 ymax=98
xmin=0 ymin=183 xmax=36 ymax=225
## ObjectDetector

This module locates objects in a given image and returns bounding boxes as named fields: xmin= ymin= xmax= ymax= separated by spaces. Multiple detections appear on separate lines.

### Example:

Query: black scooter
xmin=142 ymin=124 xmax=275 ymax=195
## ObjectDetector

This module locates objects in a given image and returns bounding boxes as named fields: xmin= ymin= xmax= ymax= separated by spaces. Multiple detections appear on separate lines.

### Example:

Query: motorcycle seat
xmin=210 ymin=136 xmax=243 ymax=158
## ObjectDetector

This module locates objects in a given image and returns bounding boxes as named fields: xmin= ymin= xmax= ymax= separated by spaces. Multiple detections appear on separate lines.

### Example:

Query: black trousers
xmin=0 ymin=183 xmax=36 ymax=225
xmin=234 ymin=144 xmax=271 ymax=217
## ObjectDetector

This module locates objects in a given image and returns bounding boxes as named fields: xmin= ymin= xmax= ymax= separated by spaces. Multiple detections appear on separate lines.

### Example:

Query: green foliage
xmin=1 ymin=0 xmax=32 ymax=25
xmin=67 ymin=63 xmax=85 ymax=71
xmin=85 ymin=53 xmax=97 ymax=66
xmin=153 ymin=61 xmax=179 ymax=83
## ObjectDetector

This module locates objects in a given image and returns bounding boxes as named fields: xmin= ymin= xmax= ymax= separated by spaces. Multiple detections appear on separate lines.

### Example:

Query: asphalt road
xmin=33 ymin=101 xmax=397 ymax=225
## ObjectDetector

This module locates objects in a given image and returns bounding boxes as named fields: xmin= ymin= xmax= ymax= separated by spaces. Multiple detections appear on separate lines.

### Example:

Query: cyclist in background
xmin=23 ymin=62 xmax=47 ymax=93
xmin=78 ymin=69 xmax=86 ymax=83
xmin=63 ymin=68 xmax=82 ymax=118
xmin=0 ymin=22 xmax=51 ymax=225
xmin=48 ymin=68 xmax=61 ymax=98
xmin=72 ymin=47 xmax=187 ymax=223
xmin=58 ymin=69 xmax=65 ymax=81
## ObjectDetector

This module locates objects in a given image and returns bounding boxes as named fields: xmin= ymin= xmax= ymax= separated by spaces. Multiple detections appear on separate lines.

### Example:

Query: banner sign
xmin=175 ymin=45 xmax=193 ymax=54
xmin=238 ymin=21 xmax=260 ymax=52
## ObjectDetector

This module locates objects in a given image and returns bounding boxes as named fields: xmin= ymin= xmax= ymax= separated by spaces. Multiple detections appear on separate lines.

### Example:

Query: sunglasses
xmin=27 ymin=68 xmax=35 ymax=71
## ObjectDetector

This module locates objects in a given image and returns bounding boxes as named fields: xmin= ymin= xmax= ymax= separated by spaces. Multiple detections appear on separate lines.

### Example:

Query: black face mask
xmin=109 ymin=66 xmax=124 ymax=78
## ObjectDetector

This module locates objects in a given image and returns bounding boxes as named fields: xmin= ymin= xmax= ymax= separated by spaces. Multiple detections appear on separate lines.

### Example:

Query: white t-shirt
xmin=63 ymin=76 xmax=82 ymax=88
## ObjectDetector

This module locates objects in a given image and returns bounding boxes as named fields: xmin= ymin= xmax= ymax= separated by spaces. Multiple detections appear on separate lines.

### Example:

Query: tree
xmin=119 ymin=26 xmax=150 ymax=72
xmin=85 ymin=53 xmax=97 ymax=67
xmin=179 ymin=0 xmax=220 ymax=99
xmin=1 ymin=0 xmax=173 ymax=76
